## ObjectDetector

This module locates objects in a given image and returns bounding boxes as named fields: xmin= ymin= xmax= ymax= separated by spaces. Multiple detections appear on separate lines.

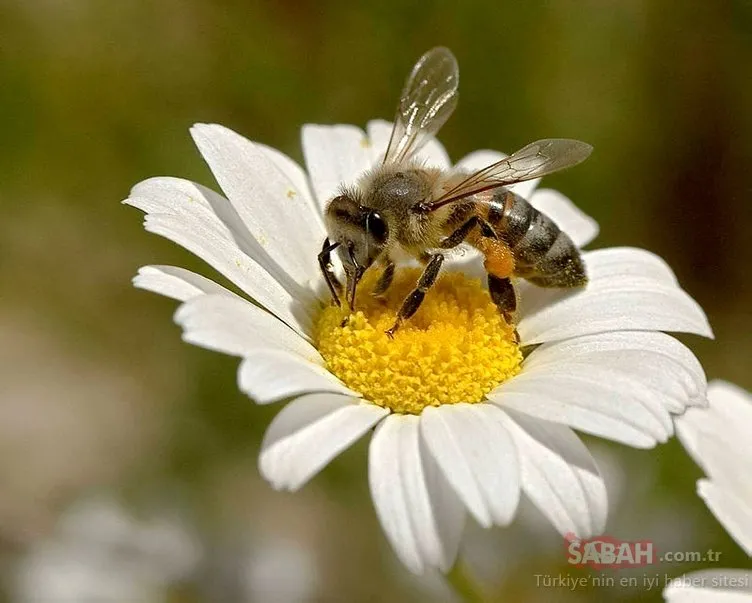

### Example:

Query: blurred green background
xmin=1 ymin=1 xmax=750 ymax=601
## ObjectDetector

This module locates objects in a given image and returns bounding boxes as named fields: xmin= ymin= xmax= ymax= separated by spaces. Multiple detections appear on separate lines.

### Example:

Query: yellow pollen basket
xmin=314 ymin=268 xmax=522 ymax=415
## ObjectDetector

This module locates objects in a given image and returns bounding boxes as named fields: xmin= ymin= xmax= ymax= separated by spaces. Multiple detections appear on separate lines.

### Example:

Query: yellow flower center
xmin=314 ymin=268 xmax=522 ymax=415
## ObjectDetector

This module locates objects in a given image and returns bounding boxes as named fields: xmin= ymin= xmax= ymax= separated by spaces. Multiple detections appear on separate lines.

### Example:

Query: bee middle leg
xmin=386 ymin=253 xmax=444 ymax=338
xmin=440 ymin=216 xmax=479 ymax=248
xmin=372 ymin=260 xmax=395 ymax=297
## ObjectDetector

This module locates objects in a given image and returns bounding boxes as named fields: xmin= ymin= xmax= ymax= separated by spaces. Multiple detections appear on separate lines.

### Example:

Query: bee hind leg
xmin=488 ymin=275 xmax=519 ymax=343
xmin=386 ymin=254 xmax=444 ymax=338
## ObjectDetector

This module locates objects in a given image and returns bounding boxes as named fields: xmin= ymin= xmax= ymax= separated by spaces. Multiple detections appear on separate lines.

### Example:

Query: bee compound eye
xmin=367 ymin=211 xmax=388 ymax=242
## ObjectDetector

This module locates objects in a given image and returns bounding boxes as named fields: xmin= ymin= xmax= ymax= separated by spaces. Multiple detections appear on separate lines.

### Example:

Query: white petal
xmin=143 ymin=213 xmax=313 ymax=337
xmin=528 ymin=188 xmax=599 ymax=248
xmin=708 ymin=380 xmax=752 ymax=426
xmin=454 ymin=149 xmax=540 ymax=199
xmin=675 ymin=381 xmax=752 ymax=554
xmin=509 ymin=330 xmax=708 ymax=439
xmin=369 ymin=416 xmax=422 ymax=573
xmin=133 ymin=265 xmax=238 ymax=302
xmin=675 ymin=383 xmax=752 ymax=493
xmin=255 ymin=142 xmax=325 ymax=228
xmin=444 ymin=249 xmax=486 ymax=279
xmin=369 ymin=415 xmax=464 ymax=574
xmin=366 ymin=120 xmax=451 ymax=169
xmin=174 ymin=294 xmax=321 ymax=361
xmin=497 ymin=409 xmax=607 ymax=538
xmin=518 ymin=247 xmax=713 ymax=344
xmin=694 ymin=434 xmax=752 ymax=501
xmin=190 ymin=123 xmax=324 ymax=287
xmin=489 ymin=369 xmax=663 ymax=448
xmin=677 ymin=380 xmax=752 ymax=467
xmin=126 ymin=176 xmax=315 ymax=309
xmin=420 ymin=404 xmax=520 ymax=527
xmin=585 ymin=246 xmax=679 ymax=285
xmin=259 ymin=395 xmax=386 ymax=491
xmin=530 ymin=363 xmax=674 ymax=437
xmin=126 ymin=176 xmax=313 ymax=334
xmin=238 ymin=350 xmax=360 ymax=404
xmin=420 ymin=434 xmax=466 ymax=572
xmin=706 ymin=381 xmax=752 ymax=431
xmin=522 ymin=331 xmax=707 ymax=411
xmin=128 ymin=177 xmax=283 ymax=281
xmin=698 ymin=479 xmax=752 ymax=556
xmin=302 ymin=124 xmax=372 ymax=213
xmin=419 ymin=137 xmax=452 ymax=169
xmin=664 ymin=569 xmax=752 ymax=602
xmin=366 ymin=120 xmax=393 ymax=165
xmin=127 ymin=176 xmax=215 ymax=214
xmin=519 ymin=247 xmax=681 ymax=320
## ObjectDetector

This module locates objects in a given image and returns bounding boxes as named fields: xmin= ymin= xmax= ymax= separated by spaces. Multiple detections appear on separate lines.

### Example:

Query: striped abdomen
xmin=481 ymin=188 xmax=587 ymax=287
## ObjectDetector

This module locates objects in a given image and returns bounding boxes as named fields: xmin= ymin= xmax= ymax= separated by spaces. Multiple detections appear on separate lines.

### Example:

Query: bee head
xmin=325 ymin=192 xmax=389 ymax=308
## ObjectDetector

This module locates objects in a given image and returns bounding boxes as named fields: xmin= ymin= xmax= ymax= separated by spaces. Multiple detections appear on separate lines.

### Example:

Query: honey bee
xmin=319 ymin=47 xmax=592 ymax=337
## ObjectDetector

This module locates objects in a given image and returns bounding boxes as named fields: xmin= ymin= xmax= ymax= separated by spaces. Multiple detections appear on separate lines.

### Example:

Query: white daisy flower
xmin=125 ymin=120 xmax=712 ymax=575
xmin=664 ymin=381 xmax=752 ymax=602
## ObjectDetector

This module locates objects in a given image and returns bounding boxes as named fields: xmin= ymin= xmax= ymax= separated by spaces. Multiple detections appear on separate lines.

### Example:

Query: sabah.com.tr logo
xmin=564 ymin=533 xmax=722 ymax=569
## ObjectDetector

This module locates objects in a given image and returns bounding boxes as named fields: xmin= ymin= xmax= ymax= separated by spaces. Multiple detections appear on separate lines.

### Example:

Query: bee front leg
xmin=386 ymin=254 xmax=444 ymax=338
xmin=318 ymin=238 xmax=342 ymax=306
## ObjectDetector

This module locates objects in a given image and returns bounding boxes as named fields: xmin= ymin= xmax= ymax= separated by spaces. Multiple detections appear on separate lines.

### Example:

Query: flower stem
xmin=446 ymin=559 xmax=486 ymax=603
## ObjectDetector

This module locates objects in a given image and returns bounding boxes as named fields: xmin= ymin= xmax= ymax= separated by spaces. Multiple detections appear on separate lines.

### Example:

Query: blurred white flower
xmin=664 ymin=381 xmax=752 ymax=602
xmin=13 ymin=497 xmax=201 ymax=603
xmin=126 ymin=121 xmax=711 ymax=574
xmin=200 ymin=534 xmax=320 ymax=603
xmin=242 ymin=537 xmax=319 ymax=603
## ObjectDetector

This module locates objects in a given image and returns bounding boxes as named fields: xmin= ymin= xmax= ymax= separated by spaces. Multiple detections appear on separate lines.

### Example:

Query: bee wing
xmin=382 ymin=47 xmax=459 ymax=165
xmin=428 ymin=139 xmax=593 ymax=210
